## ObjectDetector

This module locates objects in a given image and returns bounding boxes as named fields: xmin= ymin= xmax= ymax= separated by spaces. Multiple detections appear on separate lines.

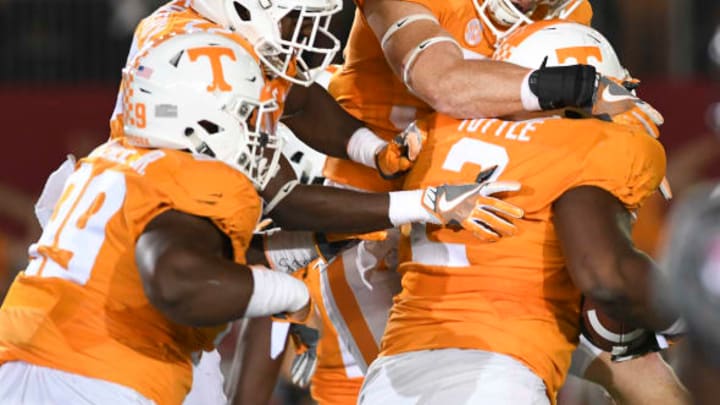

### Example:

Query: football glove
xmin=421 ymin=167 xmax=524 ymax=242
xmin=271 ymin=299 xmax=313 ymax=325
xmin=288 ymin=323 xmax=320 ymax=388
xmin=592 ymin=75 xmax=664 ymax=126
xmin=375 ymin=122 xmax=425 ymax=179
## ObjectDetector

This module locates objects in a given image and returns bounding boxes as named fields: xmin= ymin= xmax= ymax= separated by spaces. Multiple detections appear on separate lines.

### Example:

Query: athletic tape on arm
xmin=380 ymin=14 xmax=440 ymax=51
xmin=402 ymin=36 xmax=461 ymax=93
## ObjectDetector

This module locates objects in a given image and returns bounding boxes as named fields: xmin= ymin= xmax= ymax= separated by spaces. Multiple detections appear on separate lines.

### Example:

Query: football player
xmin=659 ymin=183 xmax=720 ymax=405
xmin=357 ymin=21 xmax=682 ymax=405
xmin=0 ymin=32 xmax=311 ymax=405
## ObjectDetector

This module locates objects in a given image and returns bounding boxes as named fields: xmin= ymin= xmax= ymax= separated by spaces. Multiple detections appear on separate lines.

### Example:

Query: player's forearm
xmin=269 ymin=185 xmax=440 ymax=233
xmin=586 ymin=352 xmax=690 ymax=405
xmin=141 ymin=249 xmax=256 ymax=327
xmin=246 ymin=234 xmax=271 ymax=267
xmin=617 ymin=250 xmax=679 ymax=330
xmin=412 ymin=57 xmax=530 ymax=118
xmin=270 ymin=184 xmax=393 ymax=232
xmin=582 ymin=249 xmax=678 ymax=331
xmin=232 ymin=317 xmax=286 ymax=405
xmin=141 ymin=249 xmax=308 ymax=327
xmin=282 ymin=83 xmax=364 ymax=159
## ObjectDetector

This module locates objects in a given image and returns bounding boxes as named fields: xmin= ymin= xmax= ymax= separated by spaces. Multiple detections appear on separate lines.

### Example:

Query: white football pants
xmin=0 ymin=361 xmax=155 ymax=404
xmin=359 ymin=348 xmax=550 ymax=405
xmin=183 ymin=349 xmax=227 ymax=405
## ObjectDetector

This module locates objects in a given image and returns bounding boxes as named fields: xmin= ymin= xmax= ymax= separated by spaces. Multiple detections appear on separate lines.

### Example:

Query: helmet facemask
xmin=192 ymin=0 xmax=342 ymax=86
xmin=475 ymin=0 xmax=583 ymax=45
xmin=224 ymin=95 xmax=283 ymax=190
xmin=258 ymin=2 xmax=341 ymax=86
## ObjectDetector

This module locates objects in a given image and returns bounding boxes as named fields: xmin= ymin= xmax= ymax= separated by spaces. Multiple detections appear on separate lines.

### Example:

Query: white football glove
xmin=421 ymin=167 xmax=524 ymax=242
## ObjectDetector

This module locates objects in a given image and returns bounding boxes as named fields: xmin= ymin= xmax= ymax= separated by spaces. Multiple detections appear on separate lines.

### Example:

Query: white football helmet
xmin=122 ymin=31 xmax=284 ymax=191
xmin=493 ymin=21 xmax=629 ymax=81
xmin=475 ymin=0 xmax=584 ymax=45
xmin=190 ymin=0 xmax=342 ymax=86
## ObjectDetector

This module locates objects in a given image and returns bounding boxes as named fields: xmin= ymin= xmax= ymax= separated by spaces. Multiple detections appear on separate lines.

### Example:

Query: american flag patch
xmin=136 ymin=65 xmax=154 ymax=79
xmin=155 ymin=104 xmax=178 ymax=118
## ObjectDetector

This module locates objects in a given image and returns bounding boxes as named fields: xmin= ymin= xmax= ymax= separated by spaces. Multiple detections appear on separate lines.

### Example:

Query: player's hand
xmin=609 ymin=105 xmax=661 ymax=139
xmin=272 ymin=298 xmax=312 ymax=324
xmin=288 ymin=323 xmax=320 ymax=388
xmin=421 ymin=167 xmax=524 ymax=241
xmin=592 ymin=75 xmax=664 ymax=126
xmin=375 ymin=122 xmax=425 ymax=179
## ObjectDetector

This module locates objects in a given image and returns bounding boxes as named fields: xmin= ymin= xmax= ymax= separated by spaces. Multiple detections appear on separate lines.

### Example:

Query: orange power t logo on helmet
xmin=187 ymin=46 xmax=236 ymax=92
xmin=555 ymin=46 xmax=603 ymax=65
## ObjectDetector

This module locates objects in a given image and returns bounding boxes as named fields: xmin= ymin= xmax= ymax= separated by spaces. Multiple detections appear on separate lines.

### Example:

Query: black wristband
xmin=528 ymin=65 xmax=597 ymax=110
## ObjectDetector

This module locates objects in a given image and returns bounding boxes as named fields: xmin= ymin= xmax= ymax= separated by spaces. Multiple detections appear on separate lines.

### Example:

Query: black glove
xmin=288 ymin=323 xmax=320 ymax=388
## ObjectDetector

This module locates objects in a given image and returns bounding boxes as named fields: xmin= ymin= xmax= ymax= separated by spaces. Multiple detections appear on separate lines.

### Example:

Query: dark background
xmin=0 ymin=1 xmax=718 ymax=403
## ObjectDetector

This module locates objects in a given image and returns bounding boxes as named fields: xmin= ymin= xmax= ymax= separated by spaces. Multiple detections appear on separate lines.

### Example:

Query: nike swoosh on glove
xmin=421 ymin=167 xmax=524 ymax=242
xmin=592 ymin=75 xmax=664 ymax=126
xmin=375 ymin=122 xmax=425 ymax=179
xmin=288 ymin=324 xmax=320 ymax=388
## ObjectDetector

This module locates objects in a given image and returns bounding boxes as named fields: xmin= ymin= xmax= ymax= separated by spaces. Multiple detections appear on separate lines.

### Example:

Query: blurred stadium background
xmin=0 ymin=0 xmax=718 ymax=404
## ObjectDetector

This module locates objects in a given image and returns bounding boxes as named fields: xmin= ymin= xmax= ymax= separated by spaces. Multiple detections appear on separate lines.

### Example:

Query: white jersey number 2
xmin=411 ymin=138 xmax=508 ymax=267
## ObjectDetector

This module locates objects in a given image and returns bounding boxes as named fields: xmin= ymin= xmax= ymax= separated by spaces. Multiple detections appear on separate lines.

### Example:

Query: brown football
xmin=580 ymin=296 xmax=651 ymax=355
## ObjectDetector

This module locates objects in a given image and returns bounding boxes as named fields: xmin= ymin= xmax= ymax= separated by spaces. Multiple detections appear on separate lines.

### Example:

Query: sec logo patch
xmin=465 ymin=18 xmax=482 ymax=46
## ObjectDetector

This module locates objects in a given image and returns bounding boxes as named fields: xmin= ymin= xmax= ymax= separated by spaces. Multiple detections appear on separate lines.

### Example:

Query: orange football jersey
xmin=381 ymin=113 xmax=666 ymax=400
xmin=304 ymin=258 xmax=365 ymax=405
xmin=303 ymin=243 xmax=400 ymax=404
xmin=0 ymin=139 xmax=261 ymax=405
xmin=325 ymin=0 xmax=592 ymax=191
xmin=109 ymin=1 xmax=291 ymax=140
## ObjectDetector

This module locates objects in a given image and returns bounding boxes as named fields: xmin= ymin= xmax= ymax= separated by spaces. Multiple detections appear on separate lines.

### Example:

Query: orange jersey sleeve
xmin=382 ymin=114 xmax=664 ymax=400
xmin=0 ymin=140 xmax=261 ymax=405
